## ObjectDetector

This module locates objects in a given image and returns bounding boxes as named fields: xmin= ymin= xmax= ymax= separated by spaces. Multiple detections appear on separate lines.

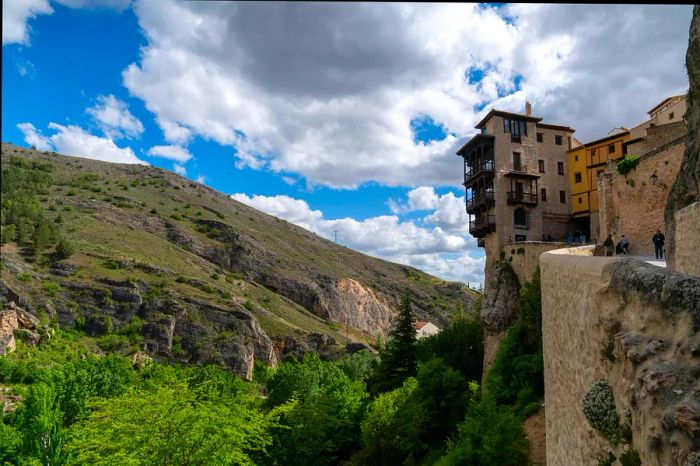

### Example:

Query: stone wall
xmin=598 ymin=138 xmax=685 ymax=255
xmin=673 ymin=201 xmax=700 ymax=276
xmin=540 ymin=248 xmax=700 ymax=466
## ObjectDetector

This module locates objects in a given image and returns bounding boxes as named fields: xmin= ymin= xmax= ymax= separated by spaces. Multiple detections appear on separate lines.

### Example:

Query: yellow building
xmin=567 ymin=131 xmax=630 ymax=239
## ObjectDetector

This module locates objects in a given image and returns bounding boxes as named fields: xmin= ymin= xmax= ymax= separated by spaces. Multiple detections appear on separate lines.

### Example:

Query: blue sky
xmin=2 ymin=2 xmax=693 ymax=285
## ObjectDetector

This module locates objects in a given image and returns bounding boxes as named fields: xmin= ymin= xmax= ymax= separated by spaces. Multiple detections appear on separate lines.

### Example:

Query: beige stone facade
xmin=458 ymin=107 xmax=575 ymax=254
xmin=628 ymin=94 xmax=687 ymax=140
xmin=598 ymin=125 xmax=686 ymax=255
xmin=673 ymin=201 xmax=700 ymax=276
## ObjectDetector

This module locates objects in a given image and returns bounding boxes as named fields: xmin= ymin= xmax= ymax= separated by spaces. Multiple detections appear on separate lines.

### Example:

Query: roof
xmin=647 ymin=94 xmax=686 ymax=115
xmin=474 ymin=109 xmax=543 ymax=129
xmin=536 ymin=122 xmax=576 ymax=133
xmin=580 ymin=131 xmax=630 ymax=148
xmin=456 ymin=133 xmax=494 ymax=156
xmin=415 ymin=321 xmax=431 ymax=330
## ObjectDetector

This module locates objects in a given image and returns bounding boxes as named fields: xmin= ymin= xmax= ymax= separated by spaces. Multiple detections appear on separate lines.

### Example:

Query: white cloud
xmin=122 ymin=2 xmax=691 ymax=189
xmin=173 ymin=164 xmax=186 ymax=176
xmin=2 ymin=0 xmax=53 ymax=45
xmin=86 ymin=95 xmax=144 ymax=139
xmin=424 ymin=192 xmax=469 ymax=233
xmin=407 ymin=186 xmax=439 ymax=211
xmin=147 ymin=145 xmax=192 ymax=163
xmin=55 ymin=0 xmax=131 ymax=10
xmin=44 ymin=122 xmax=146 ymax=164
xmin=194 ymin=175 xmax=206 ymax=184
xmin=17 ymin=122 xmax=53 ymax=151
xmin=231 ymin=192 xmax=483 ymax=283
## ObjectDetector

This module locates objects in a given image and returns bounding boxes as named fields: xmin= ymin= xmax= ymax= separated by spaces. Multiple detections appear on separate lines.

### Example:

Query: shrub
xmin=18 ymin=273 xmax=32 ymax=282
xmin=619 ymin=448 xmax=641 ymax=466
xmin=42 ymin=281 xmax=61 ymax=297
xmin=55 ymin=237 xmax=75 ymax=259
xmin=617 ymin=155 xmax=640 ymax=175
xmin=169 ymin=213 xmax=182 ymax=221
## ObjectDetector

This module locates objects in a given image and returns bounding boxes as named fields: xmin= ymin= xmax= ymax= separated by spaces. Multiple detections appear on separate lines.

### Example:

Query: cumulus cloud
xmin=17 ymin=122 xmax=53 ymax=151
xmin=2 ymin=0 xmax=53 ymax=45
xmin=231 ymin=192 xmax=483 ymax=284
xmin=173 ymin=164 xmax=186 ymax=176
xmin=424 ymin=192 xmax=469 ymax=233
xmin=86 ymin=95 xmax=144 ymax=139
xmin=122 ymin=2 xmax=691 ymax=189
xmin=147 ymin=145 xmax=192 ymax=163
xmin=18 ymin=121 xmax=146 ymax=164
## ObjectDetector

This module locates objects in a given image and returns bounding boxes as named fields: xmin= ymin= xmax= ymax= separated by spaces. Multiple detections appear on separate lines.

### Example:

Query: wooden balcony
xmin=507 ymin=191 xmax=538 ymax=206
xmin=465 ymin=191 xmax=495 ymax=214
xmin=464 ymin=161 xmax=495 ymax=183
xmin=469 ymin=214 xmax=496 ymax=238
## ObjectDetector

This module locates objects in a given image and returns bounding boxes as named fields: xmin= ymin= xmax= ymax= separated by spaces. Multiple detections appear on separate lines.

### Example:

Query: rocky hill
xmin=0 ymin=142 xmax=478 ymax=378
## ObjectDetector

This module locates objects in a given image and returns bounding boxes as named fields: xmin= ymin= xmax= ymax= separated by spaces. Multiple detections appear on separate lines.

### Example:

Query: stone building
xmin=457 ymin=103 xmax=576 ymax=251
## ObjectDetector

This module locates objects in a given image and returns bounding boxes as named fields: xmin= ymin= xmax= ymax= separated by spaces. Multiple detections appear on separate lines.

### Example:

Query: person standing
xmin=652 ymin=229 xmax=666 ymax=260
xmin=603 ymin=234 xmax=615 ymax=257
xmin=619 ymin=235 xmax=630 ymax=255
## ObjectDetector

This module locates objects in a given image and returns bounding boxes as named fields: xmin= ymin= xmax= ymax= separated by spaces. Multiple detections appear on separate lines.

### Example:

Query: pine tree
xmin=370 ymin=294 xmax=418 ymax=393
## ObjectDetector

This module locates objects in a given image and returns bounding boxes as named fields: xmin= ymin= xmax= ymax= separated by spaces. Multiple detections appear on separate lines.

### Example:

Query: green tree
xmin=415 ymin=317 xmax=484 ymax=382
xmin=370 ymin=294 xmax=417 ymax=393
xmin=17 ymin=382 xmax=67 ymax=466
xmin=67 ymin=384 xmax=272 ymax=465
xmin=437 ymin=395 xmax=530 ymax=466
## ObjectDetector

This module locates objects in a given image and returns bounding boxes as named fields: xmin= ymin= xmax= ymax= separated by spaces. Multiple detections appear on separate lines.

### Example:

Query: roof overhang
xmin=475 ymin=110 xmax=543 ymax=129
xmin=456 ymin=134 xmax=494 ymax=156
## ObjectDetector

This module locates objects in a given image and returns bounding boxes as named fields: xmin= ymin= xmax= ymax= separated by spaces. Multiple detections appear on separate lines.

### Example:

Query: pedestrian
xmin=603 ymin=234 xmax=615 ymax=257
xmin=652 ymin=229 xmax=665 ymax=260
xmin=619 ymin=235 xmax=630 ymax=255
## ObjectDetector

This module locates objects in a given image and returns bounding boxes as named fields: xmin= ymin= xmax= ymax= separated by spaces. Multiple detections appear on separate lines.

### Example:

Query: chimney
xmin=525 ymin=101 xmax=532 ymax=116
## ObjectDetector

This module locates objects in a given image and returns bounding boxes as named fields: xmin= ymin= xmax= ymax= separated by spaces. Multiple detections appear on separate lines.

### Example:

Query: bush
xmin=616 ymin=155 xmax=640 ymax=175
xmin=42 ymin=281 xmax=61 ymax=297
xmin=55 ymin=237 xmax=74 ymax=259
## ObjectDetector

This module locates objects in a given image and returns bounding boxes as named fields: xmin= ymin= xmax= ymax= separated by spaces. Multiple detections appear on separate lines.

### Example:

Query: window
xmin=596 ymin=169 xmax=604 ymax=178
xmin=578 ymin=196 xmax=583 ymax=204
xmin=513 ymin=152 xmax=522 ymax=171
xmin=574 ymin=155 xmax=579 ymax=161
xmin=555 ymin=135 xmax=563 ymax=145
xmin=514 ymin=208 xmax=527 ymax=228
xmin=591 ymin=148 xmax=597 ymax=158
xmin=669 ymin=112 xmax=674 ymax=120
xmin=538 ymin=160 xmax=545 ymax=173
xmin=608 ymin=143 xmax=615 ymax=154
xmin=575 ymin=172 xmax=582 ymax=183
xmin=557 ymin=161 xmax=564 ymax=175
xmin=559 ymin=190 xmax=566 ymax=203
xmin=536 ymin=133 xmax=543 ymax=143
xmin=541 ymin=188 xmax=547 ymax=201
xmin=504 ymin=117 xmax=527 ymax=142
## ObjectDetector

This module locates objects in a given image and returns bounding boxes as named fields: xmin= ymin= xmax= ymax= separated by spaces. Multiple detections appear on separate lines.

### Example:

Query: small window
xmin=559 ymin=190 xmax=566 ymax=203
xmin=596 ymin=169 xmax=604 ymax=178
xmin=555 ymin=135 xmax=563 ymax=145
xmin=536 ymin=133 xmax=543 ymax=143
xmin=514 ymin=208 xmax=527 ymax=228
xmin=504 ymin=118 xmax=510 ymax=133
xmin=541 ymin=188 xmax=547 ymax=201
xmin=575 ymin=172 xmax=582 ymax=183
xmin=608 ymin=143 xmax=615 ymax=154
xmin=591 ymin=148 xmax=597 ymax=157
xmin=538 ymin=160 xmax=545 ymax=173
xmin=578 ymin=196 xmax=583 ymax=204
xmin=669 ymin=112 xmax=674 ymax=120
xmin=574 ymin=155 xmax=579 ymax=161
xmin=557 ymin=161 xmax=564 ymax=175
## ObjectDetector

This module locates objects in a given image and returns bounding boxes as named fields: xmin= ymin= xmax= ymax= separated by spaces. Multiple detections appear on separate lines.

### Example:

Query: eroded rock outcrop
xmin=0 ymin=301 xmax=41 ymax=356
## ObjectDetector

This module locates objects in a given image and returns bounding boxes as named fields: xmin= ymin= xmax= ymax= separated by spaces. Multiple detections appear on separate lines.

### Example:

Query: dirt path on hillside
xmin=523 ymin=406 xmax=546 ymax=466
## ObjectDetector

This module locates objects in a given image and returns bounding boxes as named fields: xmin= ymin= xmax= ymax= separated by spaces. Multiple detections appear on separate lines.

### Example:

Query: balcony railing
xmin=464 ymin=161 xmax=495 ymax=181
xmin=469 ymin=214 xmax=497 ymax=233
xmin=506 ymin=163 xmax=530 ymax=174
xmin=507 ymin=191 xmax=538 ymax=205
xmin=465 ymin=191 xmax=495 ymax=211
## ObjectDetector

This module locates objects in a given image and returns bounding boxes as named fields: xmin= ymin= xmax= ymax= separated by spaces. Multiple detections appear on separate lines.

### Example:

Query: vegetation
xmin=616 ymin=155 xmax=640 ymax=175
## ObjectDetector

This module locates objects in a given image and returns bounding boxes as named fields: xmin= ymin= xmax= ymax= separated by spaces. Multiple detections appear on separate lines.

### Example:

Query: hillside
xmin=0 ymin=142 xmax=478 ymax=378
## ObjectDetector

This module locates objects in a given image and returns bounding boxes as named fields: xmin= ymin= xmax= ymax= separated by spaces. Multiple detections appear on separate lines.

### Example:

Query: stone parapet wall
xmin=540 ymin=248 xmax=700 ymax=466
xmin=673 ymin=201 xmax=700 ymax=276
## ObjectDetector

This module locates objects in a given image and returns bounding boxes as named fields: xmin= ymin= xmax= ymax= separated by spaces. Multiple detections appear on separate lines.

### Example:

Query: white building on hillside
xmin=415 ymin=321 xmax=440 ymax=339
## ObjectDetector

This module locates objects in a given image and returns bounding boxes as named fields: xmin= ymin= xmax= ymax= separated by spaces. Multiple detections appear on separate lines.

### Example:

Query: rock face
xmin=665 ymin=5 xmax=700 ymax=269
xmin=480 ymin=260 xmax=521 ymax=377
xmin=0 ymin=301 xmax=40 ymax=356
